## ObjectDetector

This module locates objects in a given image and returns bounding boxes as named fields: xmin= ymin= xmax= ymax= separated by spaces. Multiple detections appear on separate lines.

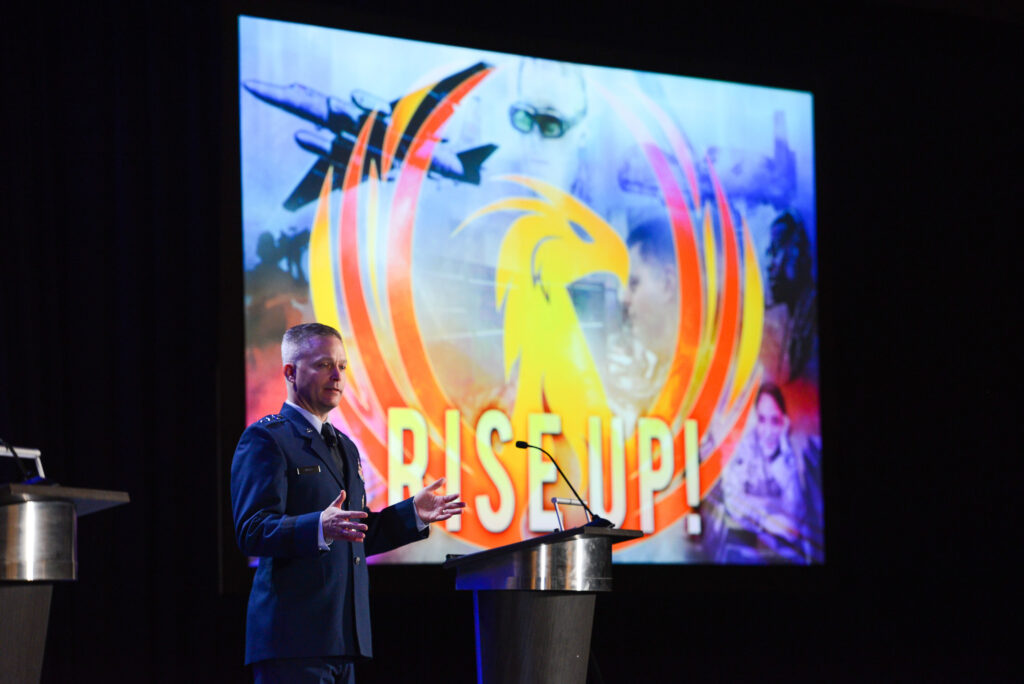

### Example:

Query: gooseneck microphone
xmin=514 ymin=440 xmax=614 ymax=528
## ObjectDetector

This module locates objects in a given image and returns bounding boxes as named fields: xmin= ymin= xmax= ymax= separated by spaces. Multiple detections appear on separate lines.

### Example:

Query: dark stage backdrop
xmin=0 ymin=1 xmax=1016 ymax=682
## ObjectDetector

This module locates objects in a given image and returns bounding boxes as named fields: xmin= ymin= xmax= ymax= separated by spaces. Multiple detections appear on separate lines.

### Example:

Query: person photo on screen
xmin=510 ymin=57 xmax=591 ymax=198
xmin=231 ymin=322 xmax=466 ymax=683
xmin=763 ymin=211 xmax=817 ymax=384
xmin=720 ymin=382 xmax=807 ymax=563
xmin=606 ymin=214 xmax=679 ymax=427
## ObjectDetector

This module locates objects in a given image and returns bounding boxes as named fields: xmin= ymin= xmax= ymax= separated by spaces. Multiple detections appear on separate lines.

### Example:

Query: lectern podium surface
xmin=1 ymin=484 xmax=129 ymax=684
xmin=444 ymin=527 xmax=641 ymax=684
xmin=445 ymin=526 xmax=641 ymax=591
xmin=1 ymin=483 xmax=130 ymax=517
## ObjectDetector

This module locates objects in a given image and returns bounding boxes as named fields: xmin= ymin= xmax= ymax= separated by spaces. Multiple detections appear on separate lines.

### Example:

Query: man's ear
xmin=283 ymin=363 xmax=296 ymax=383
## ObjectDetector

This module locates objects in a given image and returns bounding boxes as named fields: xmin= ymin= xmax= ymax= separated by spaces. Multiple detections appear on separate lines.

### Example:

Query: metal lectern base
xmin=0 ymin=583 xmax=53 ymax=684
xmin=445 ymin=527 xmax=642 ymax=684
xmin=1 ymin=484 xmax=130 ymax=684
xmin=474 ymin=590 xmax=596 ymax=684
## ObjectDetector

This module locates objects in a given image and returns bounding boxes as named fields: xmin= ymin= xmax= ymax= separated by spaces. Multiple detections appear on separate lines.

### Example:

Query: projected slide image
xmin=238 ymin=15 xmax=822 ymax=564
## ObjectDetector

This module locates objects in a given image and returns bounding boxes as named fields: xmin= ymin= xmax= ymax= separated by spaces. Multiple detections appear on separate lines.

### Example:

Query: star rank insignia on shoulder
xmin=257 ymin=414 xmax=286 ymax=426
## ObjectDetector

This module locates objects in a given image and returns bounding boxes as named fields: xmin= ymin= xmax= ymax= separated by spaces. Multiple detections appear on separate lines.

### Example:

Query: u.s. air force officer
xmin=231 ymin=323 xmax=465 ymax=683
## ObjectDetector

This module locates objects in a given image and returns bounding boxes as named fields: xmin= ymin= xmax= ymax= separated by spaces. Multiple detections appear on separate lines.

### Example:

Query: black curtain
xmin=1 ymin=1 xmax=1016 ymax=681
xmin=1 ymin=1 xmax=229 ymax=680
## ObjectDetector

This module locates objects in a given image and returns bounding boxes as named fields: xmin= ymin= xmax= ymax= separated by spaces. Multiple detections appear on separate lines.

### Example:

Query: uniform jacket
xmin=230 ymin=402 xmax=426 ymax=664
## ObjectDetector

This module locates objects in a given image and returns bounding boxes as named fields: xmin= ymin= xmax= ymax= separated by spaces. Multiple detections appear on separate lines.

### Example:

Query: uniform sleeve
xmin=362 ymin=497 xmax=428 ymax=557
xmin=721 ymin=446 xmax=747 ymax=521
xmin=774 ymin=439 xmax=806 ymax=520
xmin=230 ymin=425 xmax=322 ymax=558
xmin=335 ymin=433 xmax=428 ymax=558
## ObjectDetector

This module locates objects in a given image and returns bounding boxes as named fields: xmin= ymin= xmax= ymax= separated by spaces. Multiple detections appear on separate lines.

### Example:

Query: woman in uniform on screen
xmin=719 ymin=382 xmax=808 ymax=563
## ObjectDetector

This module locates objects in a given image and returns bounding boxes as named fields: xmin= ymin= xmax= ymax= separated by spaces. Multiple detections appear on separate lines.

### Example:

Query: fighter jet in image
xmin=243 ymin=62 xmax=498 ymax=211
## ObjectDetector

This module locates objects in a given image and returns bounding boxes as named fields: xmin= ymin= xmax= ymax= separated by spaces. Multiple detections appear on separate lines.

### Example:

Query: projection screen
xmin=238 ymin=14 xmax=822 ymax=564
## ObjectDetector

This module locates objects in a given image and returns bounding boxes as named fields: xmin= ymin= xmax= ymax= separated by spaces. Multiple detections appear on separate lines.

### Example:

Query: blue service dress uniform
xmin=230 ymin=403 xmax=426 ymax=665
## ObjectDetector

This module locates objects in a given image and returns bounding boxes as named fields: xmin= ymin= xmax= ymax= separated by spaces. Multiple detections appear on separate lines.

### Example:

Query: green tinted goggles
xmin=509 ymin=103 xmax=583 ymax=138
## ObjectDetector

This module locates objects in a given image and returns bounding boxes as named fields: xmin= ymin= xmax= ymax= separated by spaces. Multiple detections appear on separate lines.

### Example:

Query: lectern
xmin=0 ymin=483 xmax=130 ymax=684
xmin=444 ymin=526 xmax=641 ymax=684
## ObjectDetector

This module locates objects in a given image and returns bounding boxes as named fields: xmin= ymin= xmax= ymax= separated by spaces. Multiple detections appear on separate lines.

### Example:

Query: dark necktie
xmin=321 ymin=423 xmax=345 ymax=482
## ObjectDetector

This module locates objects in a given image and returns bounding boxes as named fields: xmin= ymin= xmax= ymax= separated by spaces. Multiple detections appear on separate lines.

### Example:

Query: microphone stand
xmin=515 ymin=440 xmax=614 ymax=528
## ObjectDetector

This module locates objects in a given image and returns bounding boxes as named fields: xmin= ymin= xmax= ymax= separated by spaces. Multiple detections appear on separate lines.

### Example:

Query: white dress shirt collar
xmin=286 ymin=400 xmax=326 ymax=434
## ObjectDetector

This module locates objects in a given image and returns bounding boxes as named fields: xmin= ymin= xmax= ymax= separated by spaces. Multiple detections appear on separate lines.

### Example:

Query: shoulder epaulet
xmin=256 ymin=414 xmax=286 ymax=427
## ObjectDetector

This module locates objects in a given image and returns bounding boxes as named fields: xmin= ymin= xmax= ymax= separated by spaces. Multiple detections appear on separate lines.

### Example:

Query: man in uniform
xmin=606 ymin=215 xmax=680 ymax=428
xmin=231 ymin=323 xmax=465 ymax=682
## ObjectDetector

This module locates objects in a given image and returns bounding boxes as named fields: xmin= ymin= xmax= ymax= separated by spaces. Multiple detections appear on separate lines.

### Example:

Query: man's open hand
xmin=321 ymin=490 xmax=369 ymax=542
xmin=413 ymin=478 xmax=467 ymax=523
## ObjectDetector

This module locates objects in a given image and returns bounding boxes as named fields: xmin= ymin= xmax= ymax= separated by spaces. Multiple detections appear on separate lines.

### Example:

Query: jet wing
xmin=282 ymin=157 xmax=340 ymax=211
xmin=395 ymin=62 xmax=490 ymax=157
xmin=275 ymin=61 xmax=493 ymax=210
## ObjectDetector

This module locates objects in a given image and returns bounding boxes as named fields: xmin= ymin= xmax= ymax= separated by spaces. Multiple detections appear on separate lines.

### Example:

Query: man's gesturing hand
xmin=321 ymin=490 xmax=369 ymax=542
xmin=413 ymin=477 xmax=467 ymax=524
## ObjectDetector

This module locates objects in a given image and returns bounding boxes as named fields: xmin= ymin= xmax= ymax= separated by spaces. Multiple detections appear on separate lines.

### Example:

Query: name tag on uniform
xmin=296 ymin=465 xmax=321 ymax=475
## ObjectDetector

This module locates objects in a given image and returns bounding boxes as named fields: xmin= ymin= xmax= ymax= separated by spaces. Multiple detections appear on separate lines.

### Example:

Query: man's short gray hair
xmin=281 ymin=323 xmax=343 ymax=366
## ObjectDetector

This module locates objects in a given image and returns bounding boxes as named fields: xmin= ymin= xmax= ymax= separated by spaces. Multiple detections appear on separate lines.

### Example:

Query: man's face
xmin=766 ymin=224 xmax=801 ymax=305
xmin=754 ymin=393 xmax=786 ymax=454
xmin=285 ymin=335 xmax=347 ymax=419
xmin=623 ymin=245 xmax=675 ymax=349
xmin=512 ymin=59 xmax=587 ymax=191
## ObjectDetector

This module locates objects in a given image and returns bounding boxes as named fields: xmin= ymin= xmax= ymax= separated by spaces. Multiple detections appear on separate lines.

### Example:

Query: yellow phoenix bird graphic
xmin=457 ymin=175 xmax=630 ymax=502
xmin=303 ymin=73 xmax=768 ymax=545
